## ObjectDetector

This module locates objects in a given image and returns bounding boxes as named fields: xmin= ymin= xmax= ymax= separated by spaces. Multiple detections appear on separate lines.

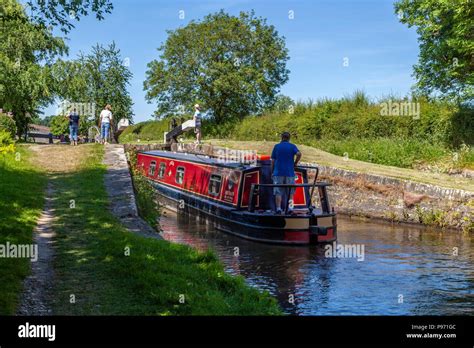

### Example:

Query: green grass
xmin=310 ymin=137 xmax=456 ymax=169
xmin=119 ymin=119 xmax=170 ymax=143
xmin=0 ymin=146 xmax=47 ymax=314
xmin=309 ymin=138 xmax=474 ymax=170
xmin=51 ymin=144 xmax=281 ymax=315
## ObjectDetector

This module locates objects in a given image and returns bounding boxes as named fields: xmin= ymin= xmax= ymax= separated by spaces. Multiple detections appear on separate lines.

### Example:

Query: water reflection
xmin=160 ymin=210 xmax=473 ymax=315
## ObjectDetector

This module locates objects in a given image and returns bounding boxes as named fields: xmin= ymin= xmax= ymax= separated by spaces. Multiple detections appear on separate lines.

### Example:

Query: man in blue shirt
xmin=271 ymin=132 xmax=302 ymax=214
xmin=67 ymin=108 xmax=80 ymax=146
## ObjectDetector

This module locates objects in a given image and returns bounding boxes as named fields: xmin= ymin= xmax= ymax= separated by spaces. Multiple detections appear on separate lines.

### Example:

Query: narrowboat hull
xmin=150 ymin=180 xmax=337 ymax=245
xmin=136 ymin=149 xmax=338 ymax=245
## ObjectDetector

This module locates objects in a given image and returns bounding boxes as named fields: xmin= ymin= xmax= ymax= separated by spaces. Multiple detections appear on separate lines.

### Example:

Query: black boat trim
xmin=151 ymin=181 xmax=331 ymax=232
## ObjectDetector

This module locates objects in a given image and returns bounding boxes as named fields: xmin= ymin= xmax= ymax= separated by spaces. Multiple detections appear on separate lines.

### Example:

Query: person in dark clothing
xmin=67 ymin=108 xmax=80 ymax=146
xmin=271 ymin=132 xmax=302 ymax=214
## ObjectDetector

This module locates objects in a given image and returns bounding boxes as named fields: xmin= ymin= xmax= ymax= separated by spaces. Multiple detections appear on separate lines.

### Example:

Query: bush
xmin=230 ymin=95 xmax=471 ymax=146
xmin=0 ymin=129 xmax=15 ymax=155
xmin=126 ymin=147 xmax=160 ymax=228
xmin=0 ymin=114 xmax=17 ymax=138
xmin=50 ymin=115 xmax=69 ymax=136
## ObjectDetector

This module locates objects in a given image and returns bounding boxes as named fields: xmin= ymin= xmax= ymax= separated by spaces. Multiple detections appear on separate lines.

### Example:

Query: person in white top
xmin=193 ymin=104 xmax=202 ymax=144
xmin=99 ymin=104 xmax=113 ymax=144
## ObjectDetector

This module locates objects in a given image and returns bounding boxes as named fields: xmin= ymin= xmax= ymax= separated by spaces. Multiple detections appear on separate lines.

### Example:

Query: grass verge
xmin=51 ymin=144 xmax=281 ymax=315
xmin=310 ymin=137 xmax=473 ymax=170
xmin=0 ymin=146 xmax=47 ymax=314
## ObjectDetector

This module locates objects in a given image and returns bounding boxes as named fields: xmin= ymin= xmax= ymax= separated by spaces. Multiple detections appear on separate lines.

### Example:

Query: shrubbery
xmin=49 ymin=115 xmax=69 ymax=136
xmin=126 ymin=146 xmax=160 ymax=228
xmin=0 ymin=129 xmax=15 ymax=155
xmin=0 ymin=114 xmax=17 ymax=138
xmin=230 ymin=94 xmax=472 ymax=146
xmin=119 ymin=119 xmax=170 ymax=143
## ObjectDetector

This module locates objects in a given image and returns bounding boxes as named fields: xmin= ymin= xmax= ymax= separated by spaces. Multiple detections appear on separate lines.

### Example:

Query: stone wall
xmin=315 ymin=166 xmax=472 ymax=232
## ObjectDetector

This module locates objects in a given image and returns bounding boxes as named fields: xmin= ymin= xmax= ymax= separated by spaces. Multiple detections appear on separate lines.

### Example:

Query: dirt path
xmin=210 ymin=140 xmax=474 ymax=192
xmin=17 ymin=182 xmax=56 ymax=315
xmin=17 ymin=144 xmax=95 ymax=315
xmin=28 ymin=144 xmax=95 ymax=173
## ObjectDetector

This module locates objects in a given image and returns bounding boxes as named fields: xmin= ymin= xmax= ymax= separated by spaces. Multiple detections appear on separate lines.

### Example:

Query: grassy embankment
xmin=120 ymin=94 xmax=474 ymax=172
xmin=43 ymin=144 xmax=280 ymax=315
xmin=0 ymin=146 xmax=47 ymax=314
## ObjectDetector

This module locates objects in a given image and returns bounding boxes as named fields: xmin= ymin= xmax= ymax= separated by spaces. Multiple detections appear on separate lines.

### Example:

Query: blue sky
xmin=42 ymin=0 xmax=419 ymax=123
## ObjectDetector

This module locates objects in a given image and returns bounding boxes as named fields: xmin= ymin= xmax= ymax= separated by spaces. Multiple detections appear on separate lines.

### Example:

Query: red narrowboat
xmin=136 ymin=149 xmax=337 ymax=245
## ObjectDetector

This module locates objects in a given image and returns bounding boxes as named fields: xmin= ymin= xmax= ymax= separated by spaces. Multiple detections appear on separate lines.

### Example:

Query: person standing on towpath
xmin=67 ymin=108 xmax=80 ymax=146
xmin=99 ymin=104 xmax=113 ymax=145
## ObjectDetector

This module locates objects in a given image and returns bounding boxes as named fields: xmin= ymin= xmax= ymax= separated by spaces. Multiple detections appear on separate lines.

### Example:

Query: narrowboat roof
xmin=140 ymin=150 xmax=256 ymax=169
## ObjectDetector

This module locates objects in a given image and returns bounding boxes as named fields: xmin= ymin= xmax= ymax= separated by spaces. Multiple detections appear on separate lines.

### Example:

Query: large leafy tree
xmin=54 ymin=43 xmax=134 ymax=126
xmin=0 ymin=0 xmax=67 ymax=137
xmin=144 ymin=10 xmax=290 ymax=122
xmin=395 ymin=0 xmax=473 ymax=102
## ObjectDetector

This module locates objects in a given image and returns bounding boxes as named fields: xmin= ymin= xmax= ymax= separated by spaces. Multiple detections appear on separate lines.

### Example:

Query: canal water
xmin=160 ymin=210 xmax=473 ymax=315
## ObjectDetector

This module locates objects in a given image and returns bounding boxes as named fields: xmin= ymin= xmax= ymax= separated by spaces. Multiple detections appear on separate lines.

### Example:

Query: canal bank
xmin=204 ymin=140 xmax=473 ymax=232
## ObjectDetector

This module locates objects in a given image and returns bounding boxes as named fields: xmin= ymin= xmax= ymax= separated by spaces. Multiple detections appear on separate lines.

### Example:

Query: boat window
xmin=158 ymin=162 xmax=166 ymax=178
xmin=208 ymin=174 xmax=222 ymax=196
xmin=175 ymin=166 xmax=185 ymax=184
xmin=148 ymin=161 xmax=156 ymax=177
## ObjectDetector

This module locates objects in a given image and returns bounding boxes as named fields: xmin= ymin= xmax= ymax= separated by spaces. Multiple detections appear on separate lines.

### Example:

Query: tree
xmin=49 ymin=115 xmax=69 ymax=136
xmin=0 ymin=0 xmax=67 ymax=137
xmin=26 ymin=0 xmax=113 ymax=33
xmin=54 ymin=43 xmax=134 ymax=126
xmin=49 ymin=114 xmax=93 ymax=137
xmin=395 ymin=0 xmax=474 ymax=102
xmin=144 ymin=10 xmax=290 ymax=123
xmin=0 ymin=0 xmax=113 ymax=138
xmin=268 ymin=95 xmax=295 ymax=113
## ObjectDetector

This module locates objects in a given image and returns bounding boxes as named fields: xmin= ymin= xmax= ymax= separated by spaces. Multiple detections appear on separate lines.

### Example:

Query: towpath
xmin=17 ymin=144 xmax=90 ymax=315
xmin=17 ymin=144 xmax=160 ymax=315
